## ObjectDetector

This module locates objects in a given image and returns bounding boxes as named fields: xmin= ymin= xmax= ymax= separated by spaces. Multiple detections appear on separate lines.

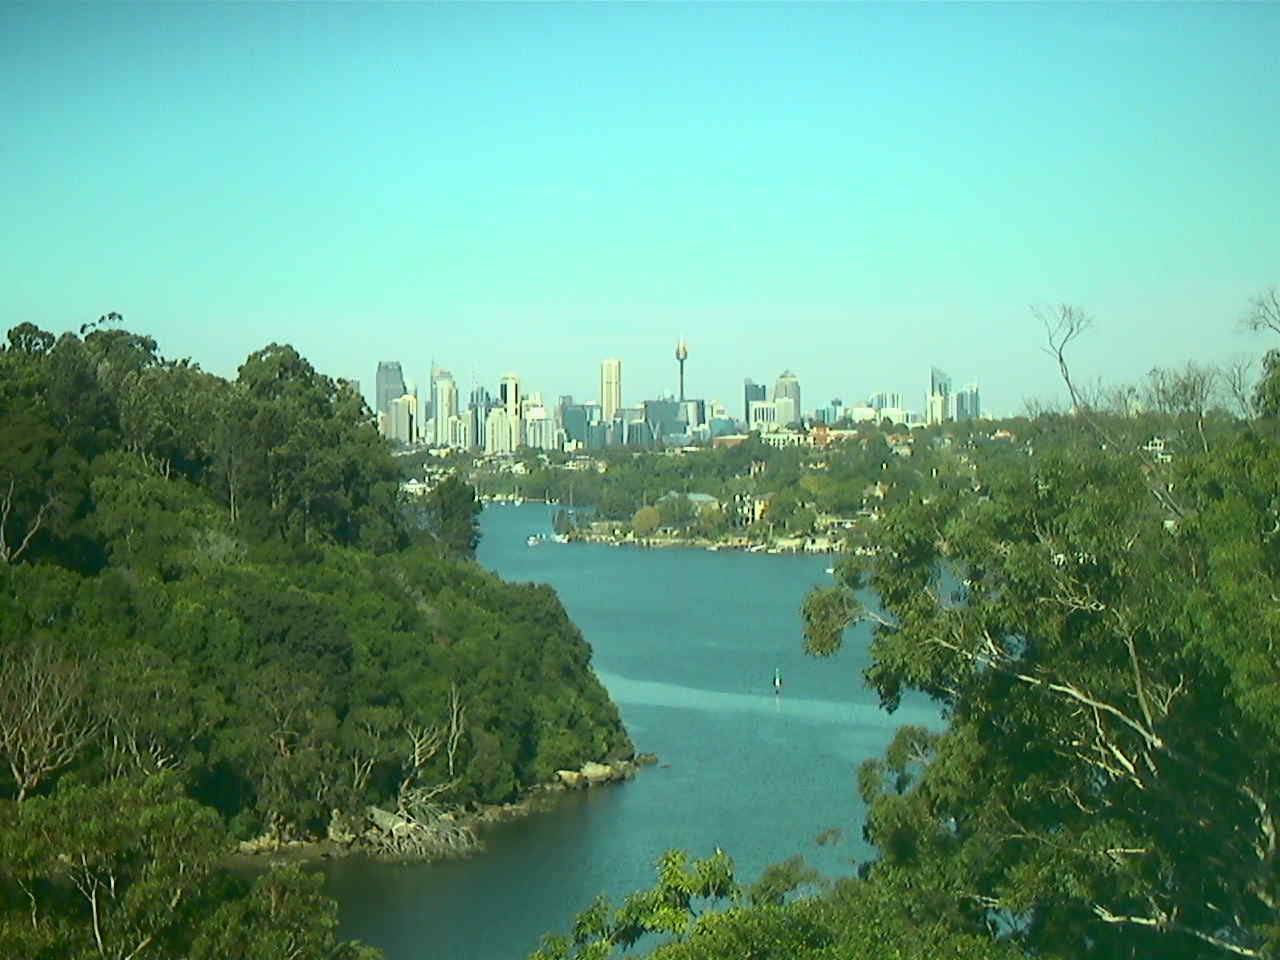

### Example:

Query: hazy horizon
xmin=5 ymin=2 xmax=1278 ymax=418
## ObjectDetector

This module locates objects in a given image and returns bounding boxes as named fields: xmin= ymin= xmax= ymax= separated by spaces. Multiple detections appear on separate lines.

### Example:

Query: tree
xmin=0 ymin=411 xmax=87 ymax=565
xmin=0 ymin=643 xmax=98 ymax=803
xmin=189 ymin=865 xmax=382 ymax=960
xmin=531 ymin=849 xmax=737 ymax=960
xmin=803 ymin=437 xmax=1280 ymax=958
xmin=0 ymin=774 xmax=224 ymax=959
xmin=632 ymin=505 xmax=660 ymax=537
xmin=419 ymin=475 xmax=481 ymax=559
xmin=1144 ymin=361 xmax=1220 ymax=452
xmin=1254 ymin=349 xmax=1280 ymax=419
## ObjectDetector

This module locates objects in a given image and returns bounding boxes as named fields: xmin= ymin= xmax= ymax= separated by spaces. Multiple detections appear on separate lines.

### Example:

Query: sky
xmin=3 ymin=2 xmax=1278 ymax=419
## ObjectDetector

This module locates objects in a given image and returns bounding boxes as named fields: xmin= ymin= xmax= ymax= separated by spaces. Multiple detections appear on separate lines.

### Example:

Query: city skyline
xmin=373 ymin=347 xmax=987 ymax=453
xmin=5 ymin=3 xmax=1278 ymax=417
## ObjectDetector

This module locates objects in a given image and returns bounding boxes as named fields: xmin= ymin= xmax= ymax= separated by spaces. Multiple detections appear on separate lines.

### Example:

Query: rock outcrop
xmin=552 ymin=757 xmax=646 ymax=790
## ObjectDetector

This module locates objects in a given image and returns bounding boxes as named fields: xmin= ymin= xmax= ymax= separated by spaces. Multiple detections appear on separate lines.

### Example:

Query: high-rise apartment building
xmin=744 ymin=379 xmax=766 ymax=424
xmin=375 ymin=362 xmax=406 ymax=418
xmin=600 ymin=359 xmax=622 ymax=422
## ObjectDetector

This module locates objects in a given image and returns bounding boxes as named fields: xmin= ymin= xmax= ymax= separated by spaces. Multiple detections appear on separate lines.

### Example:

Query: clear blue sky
xmin=4 ymin=2 xmax=1278 ymax=417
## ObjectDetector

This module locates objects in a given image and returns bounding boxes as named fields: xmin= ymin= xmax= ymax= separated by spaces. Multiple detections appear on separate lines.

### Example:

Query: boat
xmin=526 ymin=534 xmax=542 ymax=547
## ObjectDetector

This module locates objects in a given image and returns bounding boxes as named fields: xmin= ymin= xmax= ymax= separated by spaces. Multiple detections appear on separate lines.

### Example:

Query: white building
xmin=431 ymin=370 xmax=459 ymax=445
xmin=522 ymin=404 xmax=561 ymax=451
xmin=386 ymin=394 xmax=417 ymax=445
xmin=485 ymin=407 xmax=515 ymax=455
xmin=600 ymin=359 xmax=622 ymax=422
xmin=749 ymin=399 xmax=779 ymax=431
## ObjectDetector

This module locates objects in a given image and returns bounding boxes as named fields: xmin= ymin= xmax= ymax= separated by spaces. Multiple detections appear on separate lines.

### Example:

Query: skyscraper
xmin=498 ymin=374 xmax=521 ymax=448
xmin=375 ymin=362 xmax=406 ymax=418
xmin=744 ymin=379 xmax=766 ymax=424
xmin=773 ymin=370 xmax=801 ymax=424
xmin=467 ymin=385 xmax=491 ymax=451
xmin=955 ymin=383 xmax=981 ymax=420
xmin=484 ymin=406 xmax=514 ymax=455
xmin=928 ymin=366 xmax=952 ymax=426
xmin=600 ymin=359 xmax=622 ymax=422
xmin=499 ymin=374 xmax=520 ymax=418
xmin=431 ymin=369 xmax=459 ymax=446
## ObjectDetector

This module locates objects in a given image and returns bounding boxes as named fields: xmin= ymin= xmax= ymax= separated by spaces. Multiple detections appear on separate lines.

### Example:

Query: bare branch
xmin=1241 ymin=286 xmax=1280 ymax=339
xmin=1093 ymin=903 xmax=1268 ymax=958
xmin=0 ymin=645 xmax=99 ymax=803
xmin=1224 ymin=356 xmax=1258 ymax=419
xmin=1037 ymin=304 xmax=1094 ymax=416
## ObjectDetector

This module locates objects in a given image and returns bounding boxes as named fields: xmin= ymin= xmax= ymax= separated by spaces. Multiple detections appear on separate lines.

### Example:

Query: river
xmin=323 ymin=503 xmax=938 ymax=959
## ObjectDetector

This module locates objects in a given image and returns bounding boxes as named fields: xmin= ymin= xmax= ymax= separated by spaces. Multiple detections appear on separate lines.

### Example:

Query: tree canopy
xmin=0 ymin=318 xmax=632 ymax=959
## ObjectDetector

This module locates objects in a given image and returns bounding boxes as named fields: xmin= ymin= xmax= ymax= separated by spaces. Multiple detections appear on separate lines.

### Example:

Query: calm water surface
xmin=324 ymin=504 xmax=938 ymax=959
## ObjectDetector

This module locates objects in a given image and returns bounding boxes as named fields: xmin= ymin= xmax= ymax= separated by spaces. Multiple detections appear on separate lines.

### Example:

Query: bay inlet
xmin=324 ymin=503 xmax=939 ymax=959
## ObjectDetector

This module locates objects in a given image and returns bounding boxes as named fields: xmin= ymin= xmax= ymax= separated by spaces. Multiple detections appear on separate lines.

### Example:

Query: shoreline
xmin=561 ymin=530 xmax=850 ymax=556
xmin=228 ymin=755 xmax=656 ymax=870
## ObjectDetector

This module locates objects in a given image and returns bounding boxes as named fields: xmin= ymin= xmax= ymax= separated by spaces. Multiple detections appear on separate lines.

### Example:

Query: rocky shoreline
xmin=230 ymin=753 xmax=658 ymax=868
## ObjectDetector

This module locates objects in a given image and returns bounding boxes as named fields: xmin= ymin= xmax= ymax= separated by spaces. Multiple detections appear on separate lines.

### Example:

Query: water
xmin=325 ymin=504 xmax=938 ymax=959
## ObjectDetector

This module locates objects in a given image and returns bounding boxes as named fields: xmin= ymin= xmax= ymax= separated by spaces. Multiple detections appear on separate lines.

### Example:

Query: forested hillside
xmin=534 ymin=299 xmax=1280 ymax=960
xmin=0 ymin=317 xmax=630 ymax=959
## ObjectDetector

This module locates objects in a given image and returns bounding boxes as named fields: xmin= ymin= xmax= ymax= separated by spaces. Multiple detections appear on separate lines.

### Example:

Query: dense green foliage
xmin=539 ymin=305 xmax=1280 ymax=960
xmin=0 ymin=317 xmax=630 ymax=958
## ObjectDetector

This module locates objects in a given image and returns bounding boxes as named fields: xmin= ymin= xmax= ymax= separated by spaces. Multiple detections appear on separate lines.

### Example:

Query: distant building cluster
xmin=370 ymin=348 xmax=983 ymax=453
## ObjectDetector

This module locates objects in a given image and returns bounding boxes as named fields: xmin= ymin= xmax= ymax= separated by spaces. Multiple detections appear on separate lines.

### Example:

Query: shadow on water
xmin=324 ymin=503 xmax=938 ymax=960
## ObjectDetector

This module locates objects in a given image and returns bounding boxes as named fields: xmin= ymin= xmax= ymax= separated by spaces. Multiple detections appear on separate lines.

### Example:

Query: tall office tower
xmin=955 ymin=383 xmax=981 ymax=420
xmin=467 ymin=386 xmax=491 ymax=451
xmin=375 ymin=362 xmax=406 ymax=418
xmin=930 ymin=366 xmax=952 ymax=400
xmin=562 ymin=404 xmax=591 ymax=447
xmin=927 ymin=366 xmax=952 ymax=426
xmin=773 ymin=370 xmax=801 ymax=422
xmin=499 ymin=374 xmax=521 ymax=421
xmin=675 ymin=339 xmax=689 ymax=402
xmin=600 ymin=359 xmax=622 ymax=422
xmin=744 ymin=379 xmax=766 ymax=423
xmin=431 ymin=369 xmax=458 ymax=445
